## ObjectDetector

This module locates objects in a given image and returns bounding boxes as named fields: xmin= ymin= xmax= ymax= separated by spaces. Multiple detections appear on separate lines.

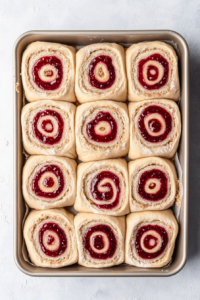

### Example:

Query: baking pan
xmin=13 ymin=30 xmax=189 ymax=276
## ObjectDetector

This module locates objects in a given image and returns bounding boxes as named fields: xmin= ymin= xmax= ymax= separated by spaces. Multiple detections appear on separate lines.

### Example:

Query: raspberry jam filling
xmin=47 ymin=235 xmax=55 ymax=245
xmin=93 ymin=235 xmax=104 ymax=250
xmin=143 ymin=234 xmax=158 ymax=250
xmin=91 ymin=171 xmax=120 ymax=209
xmin=32 ymin=164 xmax=64 ymax=198
xmin=147 ymin=66 xmax=158 ymax=81
xmin=138 ymin=53 xmax=169 ymax=90
xmin=84 ymin=224 xmax=117 ymax=259
xmin=33 ymin=109 xmax=64 ymax=145
xmin=86 ymin=111 xmax=117 ymax=143
xmin=149 ymin=183 xmax=156 ymax=189
xmin=148 ymin=119 xmax=161 ymax=132
xmin=43 ymin=176 xmax=55 ymax=188
xmin=32 ymin=56 xmax=63 ymax=90
xmin=41 ymin=119 xmax=54 ymax=133
xmin=138 ymin=105 xmax=172 ymax=143
xmin=39 ymin=222 xmax=67 ymax=257
xmin=135 ymin=224 xmax=168 ymax=259
xmin=137 ymin=169 xmax=168 ymax=201
xmin=88 ymin=55 xmax=116 ymax=89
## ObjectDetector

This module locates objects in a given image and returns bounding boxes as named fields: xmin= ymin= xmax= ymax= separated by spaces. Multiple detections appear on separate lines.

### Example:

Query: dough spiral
xmin=24 ymin=209 xmax=78 ymax=268
xmin=21 ymin=100 xmax=76 ymax=158
xmin=128 ymin=99 xmax=181 ymax=159
xmin=75 ymin=159 xmax=129 ymax=216
xmin=23 ymin=155 xmax=76 ymax=209
xmin=75 ymin=43 xmax=127 ymax=103
xmin=22 ymin=41 xmax=76 ymax=102
xmin=125 ymin=210 xmax=178 ymax=268
xmin=126 ymin=41 xmax=180 ymax=102
xmin=74 ymin=213 xmax=125 ymax=268
xmin=76 ymin=101 xmax=129 ymax=162
xmin=129 ymin=157 xmax=177 ymax=211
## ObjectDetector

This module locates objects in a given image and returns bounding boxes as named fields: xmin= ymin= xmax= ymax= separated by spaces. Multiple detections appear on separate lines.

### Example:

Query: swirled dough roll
xmin=22 ymin=41 xmax=76 ymax=102
xmin=75 ymin=43 xmax=127 ymax=103
xmin=23 ymin=155 xmax=77 ymax=209
xmin=24 ymin=208 xmax=78 ymax=268
xmin=126 ymin=41 xmax=180 ymax=102
xmin=74 ymin=159 xmax=129 ymax=216
xmin=128 ymin=99 xmax=181 ymax=159
xmin=74 ymin=212 xmax=125 ymax=268
xmin=129 ymin=157 xmax=177 ymax=212
xmin=125 ymin=210 xmax=178 ymax=268
xmin=76 ymin=100 xmax=129 ymax=162
xmin=21 ymin=100 xmax=76 ymax=158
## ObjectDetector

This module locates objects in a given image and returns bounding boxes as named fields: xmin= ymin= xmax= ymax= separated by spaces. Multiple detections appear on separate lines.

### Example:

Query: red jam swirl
xmin=41 ymin=119 xmax=54 ymax=133
xmin=138 ymin=53 xmax=169 ymax=90
xmin=32 ymin=164 xmax=64 ymax=198
xmin=135 ymin=224 xmax=168 ymax=259
xmin=137 ymin=169 xmax=168 ymax=201
xmin=138 ymin=105 xmax=172 ymax=143
xmin=32 ymin=109 xmax=64 ymax=145
xmin=39 ymin=222 xmax=67 ymax=257
xmin=148 ymin=118 xmax=162 ymax=132
xmin=84 ymin=224 xmax=117 ymax=259
xmin=91 ymin=171 xmax=120 ymax=209
xmin=32 ymin=56 xmax=63 ymax=90
xmin=143 ymin=234 xmax=158 ymax=249
xmin=88 ymin=55 xmax=116 ymax=89
xmin=47 ymin=235 xmax=55 ymax=245
xmin=43 ymin=176 xmax=55 ymax=188
xmin=86 ymin=111 xmax=117 ymax=143
xmin=93 ymin=235 xmax=104 ymax=250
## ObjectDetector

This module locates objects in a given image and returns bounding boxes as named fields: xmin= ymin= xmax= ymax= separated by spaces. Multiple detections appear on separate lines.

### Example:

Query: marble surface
xmin=0 ymin=0 xmax=199 ymax=299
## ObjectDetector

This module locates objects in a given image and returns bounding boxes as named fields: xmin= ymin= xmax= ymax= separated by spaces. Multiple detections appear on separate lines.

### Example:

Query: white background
xmin=0 ymin=0 xmax=199 ymax=299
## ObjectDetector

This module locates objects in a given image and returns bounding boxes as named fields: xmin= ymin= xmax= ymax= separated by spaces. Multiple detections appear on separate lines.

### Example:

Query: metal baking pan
xmin=13 ymin=30 xmax=189 ymax=277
